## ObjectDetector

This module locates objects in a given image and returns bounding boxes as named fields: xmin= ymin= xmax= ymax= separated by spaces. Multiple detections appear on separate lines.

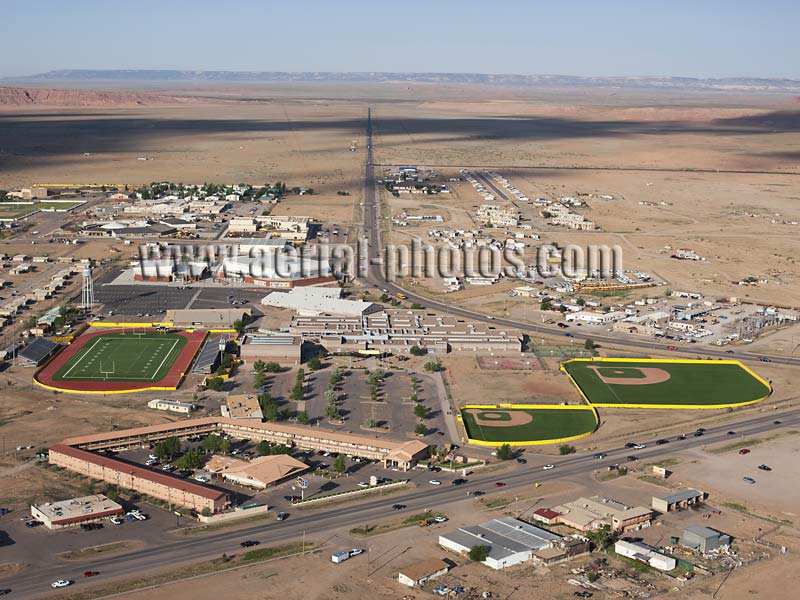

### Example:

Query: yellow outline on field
xmin=459 ymin=403 xmax=599 ymax=447
xmin=560 ymin=357 xmax=772 ymax=409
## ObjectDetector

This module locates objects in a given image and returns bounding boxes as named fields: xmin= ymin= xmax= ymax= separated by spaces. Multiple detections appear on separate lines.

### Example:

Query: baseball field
xmin=561 ymin=358 xmax=771 ymax=408
xmin=460 ymin=404 xmax=598 ymax=446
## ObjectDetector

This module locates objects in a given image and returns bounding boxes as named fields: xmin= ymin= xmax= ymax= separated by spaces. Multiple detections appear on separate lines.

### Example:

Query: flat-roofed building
xmin=615 ymin=539 xmax=676 ymax=571
xmin=551 ymin=496 xmax=653 ymax=532
xmin=239 ymin=334 xmax=301 ymax=365
xmin=147 ymin=399 xmax=195 ymax=414
xmin=166 ymin=308 xmax=250 ymax=329
xmin=289 ymin=309 xmax=521 ymax=355
xmin=222 ymin=394 xmax=263 ymax=420
xmin=204 ymin=454 xmax=308 ymax=489
xmin=263 ymin=290 xmax=381 ymax=316
xmin=31 ymin=494 xmax=123 ymax=530
xmin=652 ymin=489 xmax=705 ymax=513
xmin=218 ymin=255 xmax=335 ymax=288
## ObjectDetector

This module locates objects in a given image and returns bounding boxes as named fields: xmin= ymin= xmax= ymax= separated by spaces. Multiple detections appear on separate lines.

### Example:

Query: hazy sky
xmin=1 ymin=0 xmax=797 ymax=79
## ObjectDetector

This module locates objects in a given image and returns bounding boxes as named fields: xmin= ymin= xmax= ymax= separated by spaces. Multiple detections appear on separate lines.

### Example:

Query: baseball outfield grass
xmin=460 ymin=405 xmax=598 ymax=445
xmin=561 ymin=358 xmax=771 ymax=408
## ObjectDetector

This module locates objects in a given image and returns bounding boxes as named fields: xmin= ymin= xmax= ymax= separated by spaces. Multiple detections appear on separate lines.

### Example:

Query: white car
xmin=109 ymin=517 xmax=123 ymax=525
xmin=51 ymin=580 xmax=72 ymax=589
xmin=633 ymin=443 xmax=647 ymax=450
xmin=433 ymin=516 xmax=448 ymax=523
xmin=357 ymin=482 xmax=369 ymax=488
xmin=349 ymin=548 xmax=364 ymax=557
xmin=542 ymin=464 xmax=555 ymax=470
xmin=428 ymin=479 xmax=442 ymax=485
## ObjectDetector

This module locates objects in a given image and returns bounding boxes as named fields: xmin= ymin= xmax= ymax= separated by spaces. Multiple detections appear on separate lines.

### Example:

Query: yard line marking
xmin=62 ymin=336 xmax=105 ymax=378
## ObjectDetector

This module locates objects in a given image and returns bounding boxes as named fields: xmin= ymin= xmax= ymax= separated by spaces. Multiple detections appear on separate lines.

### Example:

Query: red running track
xmin=35 ymin=329 xmax=207 ymax=393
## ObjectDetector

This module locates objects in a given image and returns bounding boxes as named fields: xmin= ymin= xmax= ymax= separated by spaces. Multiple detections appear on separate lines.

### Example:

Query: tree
xmin=423 ymin=360 xmax=441 ymax=373
xmin=200 ymin=507 xmax=212 ymax=517
xmin=413 ymin=404 xmax=430 ymax=419
xmin=410 ymin=345 xmax=427 ymax=356
xmin=495 ymin=443 xmax=513 ymax=461
xmin=307 ymin=356 xmax=322 ymax=371
xmin=414 ymin=423 xmax=428 ymax=436
xmin=264 ymin=362 xmax=281 ymax=373
xmin=559 ymin=444 xmax=576 ymax=455
xmin=326 ymin=404 xmax=341 ymax=420
xmin=253 ymin=360 xmax=266 ymax=373
xmin=154 ymin=437 xmax=182 ymax=460
xmin=585 ymin=524 xmax=619 ymax=550
xmin=233 ymin=319 xmax=245 ymax=335
xmin=540 ymin=300 xmax=553 ymax=311
xmin=220 ymin=438 xmax=232 ymax=455
xmin=256 ymin=441 xmax=272 ymax=456
xmin=410 ymin=393 xmax=419 ymax=403
xmin=262 ymin=402 xmax=279 ymax=422
xmin=410 ymin=303 xmax=424 ymax=309
xmin=201 ymin=434 xmax=224 ymax=453
xmin=584 ymin=338 xmax=596 ymax=350
xmin=333 ymin=454 xmax=346 ymax=473
xmin=323 ymin=388 xmax=337 ymax=405
xmin=468 ymin=545 xmax=490 ymax=562
xmin=254 ymin=372 xmax=266 ymax=390
xmin=297 ymin=411 xmax=310 ymax=424
xmin=205 ymin=377 xmax=225 ymax=392
xmin=576 ymin=298 xmax=586 ymax=306
xmin=175 ymin=448 xmax=203 ymax=470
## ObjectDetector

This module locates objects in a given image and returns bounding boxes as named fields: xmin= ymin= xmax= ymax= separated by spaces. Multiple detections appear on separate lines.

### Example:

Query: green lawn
xmin=461 ymin=408 xmax=597 ymax=443
xmin=53 ymin=332 xmax=186 ymax=382
xmin=563 ymin=360 xmax=770 ymax=406
xmin=0 ymin=200 xmax=84 ymax=218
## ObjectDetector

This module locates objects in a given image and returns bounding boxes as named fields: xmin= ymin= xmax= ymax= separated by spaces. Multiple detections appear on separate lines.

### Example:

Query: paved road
xmin=362 ymin=113 xmax=800 ymax=368
xmin=3 ymin=407 xmax=798 ymax=598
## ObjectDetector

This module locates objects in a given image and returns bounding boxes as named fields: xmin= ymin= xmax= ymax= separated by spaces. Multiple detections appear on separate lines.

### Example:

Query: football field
xmin=561 ymin=358 xmax=772 ymax=408
xmin=52 ymin=331 xmax=188 ymax=382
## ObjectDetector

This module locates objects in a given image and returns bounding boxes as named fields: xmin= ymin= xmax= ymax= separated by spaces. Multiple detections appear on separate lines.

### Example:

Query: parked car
xmin=739 ymin=448 xmax=751 ymax=455
xmin=284 ymin=495 xmax=301 ymax=502
xmin=80 ymin=523 xmax=103 ymax=531
xmin=516 ymin=458 xmax=527 ymax=464
xmin=433 ymin=516 xmax=448 ymax=523
xmin=574 ymin=592 xmax=593 ymax=598
xmin=240 ymin=540 xmax=260 ymax=547
xmin=349 ymin=548 xmax=364 ymax=557
xmin=743 ymin=477 xmax=756 ymax=484
xmin=24 ymin=520 xmax=42 ymax=528
xmin=758 ymin=464 xmax=772 ymax=471
xmin=109 ymin=517 xmax=123 ymax=525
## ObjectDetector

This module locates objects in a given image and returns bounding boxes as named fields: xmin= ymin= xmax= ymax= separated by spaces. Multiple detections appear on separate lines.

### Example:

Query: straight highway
xmin=3 ymin=407 xmax=799 ymax=598
xmin=362 ymin=111 xmax=800 ymax=367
